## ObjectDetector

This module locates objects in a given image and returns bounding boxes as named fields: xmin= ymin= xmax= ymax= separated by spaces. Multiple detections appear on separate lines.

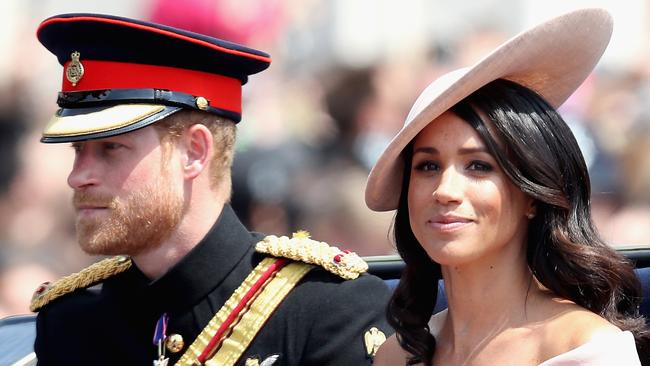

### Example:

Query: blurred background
xmin=1 ymin=0 xmax=649 ymax=316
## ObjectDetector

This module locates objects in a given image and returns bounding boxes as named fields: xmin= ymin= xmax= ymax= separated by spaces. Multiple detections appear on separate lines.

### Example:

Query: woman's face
xmin=407 ymin=111 xmax=533 ymax=267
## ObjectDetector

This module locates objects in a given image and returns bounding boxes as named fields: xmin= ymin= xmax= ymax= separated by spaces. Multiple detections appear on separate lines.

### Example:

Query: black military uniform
xmin=32 ymin=13 xmax=391 ymax=366
xmin=34 ymin=205 xmax=391 ymax=365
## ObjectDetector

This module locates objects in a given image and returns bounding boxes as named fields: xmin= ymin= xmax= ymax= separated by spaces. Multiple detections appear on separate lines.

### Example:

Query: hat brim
xmin=41 ymin=104 xmax=182 ymax=143
xmin=365 ymin=8 xmax=613 ymax=211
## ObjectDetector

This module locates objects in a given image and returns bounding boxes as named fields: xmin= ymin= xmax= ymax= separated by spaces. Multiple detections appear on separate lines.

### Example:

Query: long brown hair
xmin=388 ymin=79 xmax=650 ymax=365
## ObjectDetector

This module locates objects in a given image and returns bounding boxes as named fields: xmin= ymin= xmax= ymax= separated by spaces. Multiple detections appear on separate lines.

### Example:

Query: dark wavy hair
xmin=388 ymin=79 xmax=650 ymax=365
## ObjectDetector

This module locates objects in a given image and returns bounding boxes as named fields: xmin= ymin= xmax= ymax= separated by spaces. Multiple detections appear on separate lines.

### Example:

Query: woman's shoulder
xmin=374 ymin=334 xmax=410 ymax=366
xmin=538 ymin=300 xmax=631 ymax=363
xmin=544 ymin=300 xmax=619 ymax=345
xmin=538 ymin=330 xmax=640 ymax=365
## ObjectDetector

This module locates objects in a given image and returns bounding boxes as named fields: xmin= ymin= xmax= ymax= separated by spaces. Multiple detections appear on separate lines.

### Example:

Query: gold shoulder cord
xmin=176 ymin=257 xmax=313 ymax=366
xmin=177 ymin=232 xmax=367 ymax=365
xmin=206 ymin=261 xmax=312 ymax=366
xmin=30 ymin=256 xmax=132 ymax=312
xmin=255 ymin=231 xmax=368 ymax=280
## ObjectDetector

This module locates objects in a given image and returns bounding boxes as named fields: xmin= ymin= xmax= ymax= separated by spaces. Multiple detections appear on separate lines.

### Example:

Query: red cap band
xmin=61 ymin=60 xmax=242 ymax=114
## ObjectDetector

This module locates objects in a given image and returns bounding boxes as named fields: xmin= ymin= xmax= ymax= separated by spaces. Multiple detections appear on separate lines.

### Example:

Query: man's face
xmin=68 ymin=126 xmax=184 ymax=256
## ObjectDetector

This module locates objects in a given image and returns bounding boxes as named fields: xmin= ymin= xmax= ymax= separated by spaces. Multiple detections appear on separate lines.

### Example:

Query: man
xmin=31 ymin=13 xmax=391 ymax=365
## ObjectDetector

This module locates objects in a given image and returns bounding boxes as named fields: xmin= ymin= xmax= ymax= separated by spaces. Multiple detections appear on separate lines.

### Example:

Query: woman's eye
xmin=414 ymin=161 xmax=439 ymax=172
xmin=468 ymin=161 xmax=493 ymax=172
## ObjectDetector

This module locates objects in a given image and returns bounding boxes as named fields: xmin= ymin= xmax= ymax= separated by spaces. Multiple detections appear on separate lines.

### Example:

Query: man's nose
xmin=67 ymin=147 xmax=100 ymax=190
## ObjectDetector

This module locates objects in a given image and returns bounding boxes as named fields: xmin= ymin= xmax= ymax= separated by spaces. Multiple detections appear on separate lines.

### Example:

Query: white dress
xmin=538 ymin=331 xmax=641 ymax=366
xmin=428 ymin=314 xmax=641 ymax=365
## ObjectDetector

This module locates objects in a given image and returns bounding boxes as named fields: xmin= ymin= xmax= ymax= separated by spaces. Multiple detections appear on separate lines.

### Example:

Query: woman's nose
xmin=432 ymin=167 xmax=463 ymax=205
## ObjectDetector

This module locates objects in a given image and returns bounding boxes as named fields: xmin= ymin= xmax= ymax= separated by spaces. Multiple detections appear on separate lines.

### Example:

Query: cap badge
xmin=65 ymin=51 xmax=84 ymax=86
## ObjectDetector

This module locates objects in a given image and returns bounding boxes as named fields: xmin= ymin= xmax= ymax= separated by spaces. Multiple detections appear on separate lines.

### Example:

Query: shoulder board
xmin=255 ymin=231 xmax=368 ymax=280
xmin=30 ymin=256 xmax=132 ymax=312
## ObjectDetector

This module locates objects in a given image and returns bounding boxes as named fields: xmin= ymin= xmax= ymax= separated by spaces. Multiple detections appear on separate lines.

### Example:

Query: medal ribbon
xmin=153 ymin=313 xmax=169 ymax=346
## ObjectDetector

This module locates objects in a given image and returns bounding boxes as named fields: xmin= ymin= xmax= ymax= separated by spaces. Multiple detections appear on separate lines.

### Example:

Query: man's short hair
xmin=154 ymin=110 xmax=236 ymax=192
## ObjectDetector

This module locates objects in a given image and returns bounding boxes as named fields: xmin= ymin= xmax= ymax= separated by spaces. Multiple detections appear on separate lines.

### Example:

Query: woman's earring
xmin=526 ymin=212 xmax=536 ymax=219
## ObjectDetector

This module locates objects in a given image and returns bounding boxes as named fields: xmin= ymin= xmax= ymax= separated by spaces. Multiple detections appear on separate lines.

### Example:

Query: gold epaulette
xmin=30 ymin=256 xmax=132 ymax=312
xmin=255 ymin=231 xmax=368 ymax=280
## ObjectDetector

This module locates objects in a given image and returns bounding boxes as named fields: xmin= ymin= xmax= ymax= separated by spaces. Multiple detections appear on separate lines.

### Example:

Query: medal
xmin=154 ymin=356 xmax=169 ymax=366
xmin=153 ymin=313 xmax=170 ymax=366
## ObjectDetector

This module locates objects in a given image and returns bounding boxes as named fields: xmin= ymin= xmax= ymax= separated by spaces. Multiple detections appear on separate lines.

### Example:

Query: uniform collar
xmin=106 ymin=204 xmax=258 ymax=313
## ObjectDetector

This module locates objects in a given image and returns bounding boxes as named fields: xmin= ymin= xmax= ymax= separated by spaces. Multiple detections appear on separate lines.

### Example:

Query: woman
xmin=365 ymin=8 xmax=649 ymax=366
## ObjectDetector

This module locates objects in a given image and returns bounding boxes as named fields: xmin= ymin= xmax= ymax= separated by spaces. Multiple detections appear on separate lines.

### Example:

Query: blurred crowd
xmin=1 ymin=0 xmax=649 ymax=316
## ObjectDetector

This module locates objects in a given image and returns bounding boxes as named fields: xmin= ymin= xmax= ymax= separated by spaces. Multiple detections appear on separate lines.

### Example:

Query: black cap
xmin=38 ymin=13 xmax=271 ymax=143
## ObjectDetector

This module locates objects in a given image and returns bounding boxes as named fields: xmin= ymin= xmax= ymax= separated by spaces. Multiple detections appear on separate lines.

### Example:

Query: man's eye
xmin=70 ymin=143 xmax=83 ymax=153
xmin=104 ymin=142 xmax=123 ymax=150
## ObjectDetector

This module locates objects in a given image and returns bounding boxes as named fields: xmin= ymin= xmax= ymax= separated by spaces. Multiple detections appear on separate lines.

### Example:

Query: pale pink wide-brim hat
xmin=365 ymin=8 xmax=613 ymax=212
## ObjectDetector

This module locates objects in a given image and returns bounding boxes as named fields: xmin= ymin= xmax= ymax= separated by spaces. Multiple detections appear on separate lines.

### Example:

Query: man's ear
xmin=181 ymin=124 xmax=213 ymax=180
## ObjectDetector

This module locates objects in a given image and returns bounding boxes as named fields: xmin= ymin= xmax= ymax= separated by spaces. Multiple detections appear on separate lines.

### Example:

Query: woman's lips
xmin=427 ymin=215 xmax=473 ymax=232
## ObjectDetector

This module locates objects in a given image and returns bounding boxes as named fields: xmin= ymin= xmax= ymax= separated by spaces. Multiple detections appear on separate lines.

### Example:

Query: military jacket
xmin=33 ymin=205 xmax=392 ymax=365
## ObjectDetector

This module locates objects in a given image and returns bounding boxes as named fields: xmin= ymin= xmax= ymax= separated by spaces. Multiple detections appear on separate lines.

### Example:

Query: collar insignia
xmin=364 ymin=327 xmax=387 ymax=357
xmin=245 ymin=354 xmax=280 ymax=366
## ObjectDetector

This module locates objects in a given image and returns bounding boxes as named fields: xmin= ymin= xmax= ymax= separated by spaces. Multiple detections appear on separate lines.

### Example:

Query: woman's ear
xmin=525 ymin=199 xmax=537 ymax=219
xmin=181 ymin=124 xmax=214 ymax=181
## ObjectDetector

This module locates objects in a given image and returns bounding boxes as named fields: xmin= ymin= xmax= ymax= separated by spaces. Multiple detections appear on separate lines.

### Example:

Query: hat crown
xmin=37 ymin=13 xmax=270 ymax=79
xmin=405 ymin=68 xmax=468 ymax=126
xmin=38 ymin=13 xmax=271 ymax=143
xmin=365 ymin=8 xmax=613 ymax=212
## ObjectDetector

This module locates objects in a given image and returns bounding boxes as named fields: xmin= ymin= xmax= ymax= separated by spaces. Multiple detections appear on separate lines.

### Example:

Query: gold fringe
xmin=30 ymin=256 xmax=132 ymax=312
xmin=255 ymin=232 xmax=368 ymax=280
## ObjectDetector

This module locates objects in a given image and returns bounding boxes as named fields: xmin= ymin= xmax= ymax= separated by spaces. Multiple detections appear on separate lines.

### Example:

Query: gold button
xmin=116 ymin=255 xmax=129 ymax=263
xmin=165 ymin=334 xmax=184 ymax=353
xmin=195 ymin=96 xmax=209 ymax=110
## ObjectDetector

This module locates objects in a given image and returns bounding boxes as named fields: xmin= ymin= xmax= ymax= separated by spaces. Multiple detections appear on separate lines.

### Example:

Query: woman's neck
xmin=438 ymin=243 xmax=542 ymax=353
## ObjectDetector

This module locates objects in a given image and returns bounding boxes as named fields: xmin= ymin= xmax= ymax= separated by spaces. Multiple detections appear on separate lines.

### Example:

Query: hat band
xmin=56 ymin=89 xmax=242 ymax=122
xmin=61 ymin=60 xmax=242 ymax=114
